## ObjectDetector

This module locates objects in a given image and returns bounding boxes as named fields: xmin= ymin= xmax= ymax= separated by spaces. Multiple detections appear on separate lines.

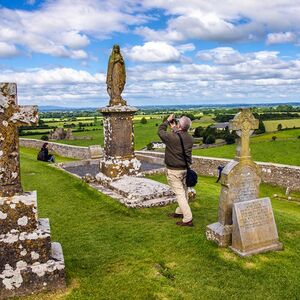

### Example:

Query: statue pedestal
xmin=100 ymin=105 xmax=141 ymax=178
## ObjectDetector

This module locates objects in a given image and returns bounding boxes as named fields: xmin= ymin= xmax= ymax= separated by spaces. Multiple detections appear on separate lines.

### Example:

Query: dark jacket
xmin=158 ymin=121 xmax=194 ymax=169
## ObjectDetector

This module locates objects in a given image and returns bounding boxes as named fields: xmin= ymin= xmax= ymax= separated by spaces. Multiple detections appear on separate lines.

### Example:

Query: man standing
xmin=158 ymin=114 xmax=194 ymax=227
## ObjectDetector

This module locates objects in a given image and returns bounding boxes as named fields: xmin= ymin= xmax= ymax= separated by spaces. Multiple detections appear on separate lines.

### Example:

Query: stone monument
xmin=0 ymin=83 xmax=65 ymax=299
xmin=99 ymin=45 xmax=140 ymax=178
xmin=48 ymin=128 xmax=73 ymax=140
xmin=230 ymin=197 xmax=283 ymax=256
xmin=206 ymin=109 xmax=261 ymax=246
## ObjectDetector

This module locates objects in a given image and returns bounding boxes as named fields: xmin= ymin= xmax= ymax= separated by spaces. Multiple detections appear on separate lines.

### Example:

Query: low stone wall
xmin=20 ymin=138 xmax=102 ymax=160
xmin=136 ymin=151 xmax=300 ymax=192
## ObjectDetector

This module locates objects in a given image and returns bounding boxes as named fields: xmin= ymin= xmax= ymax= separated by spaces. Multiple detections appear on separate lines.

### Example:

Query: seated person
xmin=37 ymin=143 xmax=55 ymax=163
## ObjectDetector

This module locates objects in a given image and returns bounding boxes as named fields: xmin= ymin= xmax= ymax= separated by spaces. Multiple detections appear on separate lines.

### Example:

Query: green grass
xmin=193 ymin=140 xmax=300 ymax=166
xmin=193 ymin=129 xmax=300 ymax=166
xmin=20 ymin=149 xmax=300 ymax=300
xmin=264 ymin=119 xmax=300 ymax=132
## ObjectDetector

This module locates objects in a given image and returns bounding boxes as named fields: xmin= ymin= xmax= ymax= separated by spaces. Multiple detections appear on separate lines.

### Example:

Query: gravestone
xmin=99 ymin=45 xmax=140 ymax=178
xmin=206 ymin=109 xmax=261 ymax=246
xmin=230 ymin=197 xmax=283 ymax=256
xmin=0 ymin=83 xmax=65 ymax=299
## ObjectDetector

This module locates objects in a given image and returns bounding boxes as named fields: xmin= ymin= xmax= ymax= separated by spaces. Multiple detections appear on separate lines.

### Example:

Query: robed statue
xmin=106 ymin=45 xmax=127 ymax=106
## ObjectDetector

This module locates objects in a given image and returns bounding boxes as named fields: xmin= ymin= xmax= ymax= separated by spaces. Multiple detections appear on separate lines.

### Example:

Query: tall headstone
xmin=0 ymin=83 xmax=65 ymax=298
xmin=100 ymin=45 xmax=140 ymax=178
xmin=206 ymin=109 xmax=261 ymax=246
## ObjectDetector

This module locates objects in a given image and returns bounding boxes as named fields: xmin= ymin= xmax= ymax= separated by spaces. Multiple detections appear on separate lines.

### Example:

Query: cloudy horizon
xmin=1 ymin=0 xmax=300 ymax=107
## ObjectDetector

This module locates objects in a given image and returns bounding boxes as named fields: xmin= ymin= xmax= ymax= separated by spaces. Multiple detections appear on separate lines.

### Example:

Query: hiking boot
xmin=176 ymin=220 xmax=194 ymax=227
xmin=168 ymin=213 xmax=184 ymax=219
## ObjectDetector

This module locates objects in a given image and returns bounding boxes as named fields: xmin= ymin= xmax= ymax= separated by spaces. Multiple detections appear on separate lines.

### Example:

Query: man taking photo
xmin=158 ymin=114 xmax=194 ymax=227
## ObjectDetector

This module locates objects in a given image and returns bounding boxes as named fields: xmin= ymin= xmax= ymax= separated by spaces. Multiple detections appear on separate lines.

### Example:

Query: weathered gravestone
xmin=206 ymin=109 xmax=261 ymax=246
xmin=230 ymin=197 xmax=283 ymax=257
xmin=99 ymin=44 xmax=141 ymax=178
xmin=0 ymin=83 xmax=65 ymax=299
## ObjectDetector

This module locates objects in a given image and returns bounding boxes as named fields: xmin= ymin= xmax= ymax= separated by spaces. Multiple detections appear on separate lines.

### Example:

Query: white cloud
xmin=0 ymin=42 xmax=19 ymax=57
xmin=0 ymin=68 xmax=105 ymax=85
xmin=136 ymin=1 xmax=300 ymax=43
xmin=2 ymin=47 xmax=300 ymax=106
xmin=266 ymin=32 xmax=297 ymax=45
xmin=0 ymin=0 xmax=148 ymax=59
xmin=125 ymin=41 xmax=194 ymax=63
xmin=197 ymin=47 xmax=245 ymax=65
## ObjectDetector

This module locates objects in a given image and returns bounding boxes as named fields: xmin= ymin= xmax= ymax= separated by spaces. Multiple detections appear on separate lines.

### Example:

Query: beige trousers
xmin=167 ymin=168 xmax=193 ymax=222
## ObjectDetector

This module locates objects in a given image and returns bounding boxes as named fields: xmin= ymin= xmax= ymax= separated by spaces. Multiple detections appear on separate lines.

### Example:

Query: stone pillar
xmin=0 ymin=83 xmax=66 ymax=298
xmin=100 ymin=105 xmax=141 ymax=178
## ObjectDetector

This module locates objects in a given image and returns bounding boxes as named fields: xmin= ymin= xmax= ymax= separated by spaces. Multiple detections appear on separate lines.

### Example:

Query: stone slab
xmin=206 ymin=222 xmax=232 ymax=247
xmin=93 ymin=175 xmax=177 ymax=208
xmin=0 ymin=242 xmax=65 ymax=299
xmin=230 ymin=197 xmax=283 ymax=256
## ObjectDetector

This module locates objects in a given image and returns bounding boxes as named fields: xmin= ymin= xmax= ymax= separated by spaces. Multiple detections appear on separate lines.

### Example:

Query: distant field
xmin=264 ymin=119 xmax=300 ymax=132
xmin=193 ymin=135 xmax=300 ymax=166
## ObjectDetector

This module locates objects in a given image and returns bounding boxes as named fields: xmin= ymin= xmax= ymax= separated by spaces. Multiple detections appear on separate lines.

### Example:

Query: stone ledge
xmin=0 ymin=242 xmax=65 ymax=299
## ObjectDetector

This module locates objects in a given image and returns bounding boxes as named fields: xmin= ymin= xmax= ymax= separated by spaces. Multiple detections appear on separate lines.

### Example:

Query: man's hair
xmin=179 ymin=116 xmax=192 ymax=131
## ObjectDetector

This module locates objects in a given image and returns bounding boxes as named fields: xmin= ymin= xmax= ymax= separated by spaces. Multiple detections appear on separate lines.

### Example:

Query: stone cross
xmin=0 ymin=83 xmax=38 ymax=197
xmin=229 ymin=109 xmax=259 ymax=161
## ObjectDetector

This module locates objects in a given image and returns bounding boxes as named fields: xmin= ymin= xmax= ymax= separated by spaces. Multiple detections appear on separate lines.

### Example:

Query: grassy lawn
xmin=264 ymin=119 xmax=300 ymax=132
xmin=20 ymin=149 xmax=300 ymax=300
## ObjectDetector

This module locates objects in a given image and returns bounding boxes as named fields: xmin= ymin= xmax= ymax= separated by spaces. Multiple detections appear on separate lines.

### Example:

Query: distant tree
xmin=255 ymin=119 xmax=266 ymax=134
xmin=205 ymin=135 xmax=216 ymax=144
xmin=41 ymin=135 xmax=49 ymax=141
xmin=224 ymin=133 xmax=235 ymax=144
xmin=140 ymin=117 xmax=148 ymax=124
xmin=194 ymin=126 xmax=205 ymax=137
xmin=272 ymin=136 xmax=277 ymax=141
xmin=277 ymin=123 xmax=283 ymax=131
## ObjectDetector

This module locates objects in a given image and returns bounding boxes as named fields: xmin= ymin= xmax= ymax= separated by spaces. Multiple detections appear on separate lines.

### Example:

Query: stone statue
xmin=106 ymin=44 xmax=127 ymax=106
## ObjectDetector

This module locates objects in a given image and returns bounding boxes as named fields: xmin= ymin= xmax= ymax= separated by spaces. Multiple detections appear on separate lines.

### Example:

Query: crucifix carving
xmin=0 ymin=83 xmax=38 ymax=197
xmin=229 ymin=109 xmax=259 ymax=161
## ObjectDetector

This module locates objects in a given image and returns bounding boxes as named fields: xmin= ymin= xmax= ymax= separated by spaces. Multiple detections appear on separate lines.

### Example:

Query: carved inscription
xmin=239 ymin=200 xmax=272 ymax=229
xmin=232 ymin=166 xmax=259 ymax=203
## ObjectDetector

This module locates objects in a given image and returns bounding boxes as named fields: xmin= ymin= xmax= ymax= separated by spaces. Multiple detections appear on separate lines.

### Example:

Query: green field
xmin=264 ymin=119 xmax=300 ymax=132
xmin=193 ymin=129 xmax=300 ymax=166
xmin=19 ymin=149 xmax=300 ymax=300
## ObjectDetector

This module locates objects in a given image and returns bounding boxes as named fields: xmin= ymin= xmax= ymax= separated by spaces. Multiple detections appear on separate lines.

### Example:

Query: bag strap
xmin=177 ymin=132 xmax=189 ymax=170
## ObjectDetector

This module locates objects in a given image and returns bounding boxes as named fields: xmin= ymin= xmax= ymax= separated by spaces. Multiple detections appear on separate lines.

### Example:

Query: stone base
xmin=230 ymin=241 xmax=283 ymax=257
xmin=206 ymin=222 xmax=232 ymax=247
xmin=0 ymin=242 xmax=65 ymax=299
xmin=95 ymin=174 xmax=176 ymax=207
xmin=100 ymin=156 xmax=141 ymax=178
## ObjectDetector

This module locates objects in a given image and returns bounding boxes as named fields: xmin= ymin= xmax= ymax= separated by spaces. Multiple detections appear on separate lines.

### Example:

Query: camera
xmin=169 ymin=117 xmax=178 ymax=125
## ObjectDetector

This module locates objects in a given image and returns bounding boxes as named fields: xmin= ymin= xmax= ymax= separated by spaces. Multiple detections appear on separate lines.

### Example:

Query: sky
xmin=1 ymin=0 xmax=300 ymax=107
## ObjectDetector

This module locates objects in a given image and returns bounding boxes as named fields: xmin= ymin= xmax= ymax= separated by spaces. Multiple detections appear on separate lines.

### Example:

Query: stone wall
xmin=20 ymin=138 xmax=102 ymax=160
xmin=136 ymin=151 xmax=300 ymax=192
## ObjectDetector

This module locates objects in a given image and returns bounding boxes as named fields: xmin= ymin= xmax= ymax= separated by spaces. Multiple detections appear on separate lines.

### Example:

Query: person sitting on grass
xmin=37 ymin=143 xmax=55 ymax=163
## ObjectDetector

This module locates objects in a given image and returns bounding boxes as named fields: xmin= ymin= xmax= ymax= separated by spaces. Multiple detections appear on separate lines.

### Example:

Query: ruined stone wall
xmin=136 ymin=151 xmax=300 ymax=191
xmin=20 ymin=138 xmax=102 ymax=160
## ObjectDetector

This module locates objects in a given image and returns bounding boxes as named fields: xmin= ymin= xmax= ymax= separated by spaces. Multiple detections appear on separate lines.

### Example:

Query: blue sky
xmin=1 ymin=0 xmax=300 ymax=107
